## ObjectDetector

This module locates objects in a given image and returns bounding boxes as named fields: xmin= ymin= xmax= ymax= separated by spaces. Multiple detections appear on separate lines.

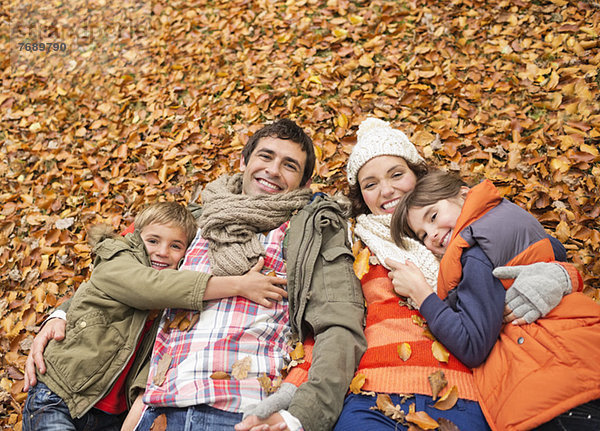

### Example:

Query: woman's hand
xmin=385 ymin=258 xmax=434 ymax=307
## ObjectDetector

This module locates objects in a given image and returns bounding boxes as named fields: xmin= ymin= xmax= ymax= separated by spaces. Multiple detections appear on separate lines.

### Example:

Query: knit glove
xmin=243 ymin=383 xmax=297 ymax=419
xmin=493 ymin=262 xmax=572 ymax=324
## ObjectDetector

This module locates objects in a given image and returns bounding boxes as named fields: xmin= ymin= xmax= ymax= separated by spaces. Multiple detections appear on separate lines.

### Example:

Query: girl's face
xmin=407 ymin=194 xmax=466 ymax=256
xmin=358 ymin=156 xmax=418 ymax=216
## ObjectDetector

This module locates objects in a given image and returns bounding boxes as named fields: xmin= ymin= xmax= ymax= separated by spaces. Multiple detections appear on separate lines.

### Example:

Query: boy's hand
xmin=240 ymin=258 xmax=288 ymax=308
xmin=23 ymin=318 xmax=66 ymax=391
xmin=385 ymin=258 xmax=434 ymax=307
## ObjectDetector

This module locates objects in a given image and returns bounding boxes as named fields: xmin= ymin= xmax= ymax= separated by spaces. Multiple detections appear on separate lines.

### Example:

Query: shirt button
xmin=80 ymin=321 xmax=87 ymax=328
xmin=517 ymin=337 xmax=524 ymax=344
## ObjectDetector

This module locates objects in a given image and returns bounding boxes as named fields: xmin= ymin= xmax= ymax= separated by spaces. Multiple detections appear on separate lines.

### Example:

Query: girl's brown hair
xmin=391 ymin=170 xmax=467 ymax=248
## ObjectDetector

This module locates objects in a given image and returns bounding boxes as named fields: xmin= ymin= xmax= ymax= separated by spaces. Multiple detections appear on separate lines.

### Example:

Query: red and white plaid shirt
xmin=143 ymin=221 xmax=291 ymax=412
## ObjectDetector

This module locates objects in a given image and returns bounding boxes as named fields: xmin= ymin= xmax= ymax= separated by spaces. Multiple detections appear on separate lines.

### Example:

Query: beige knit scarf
xmin=197 ymin=173 xmax=312 ymax=276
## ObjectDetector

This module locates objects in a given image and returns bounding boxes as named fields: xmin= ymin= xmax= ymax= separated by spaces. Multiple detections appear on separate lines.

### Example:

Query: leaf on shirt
xmin=289 ymin=341 xmax=305 ymax=361
xmin=349 ymin=373 xmax=366 ymax=394
xmin=167 ymin=311 xmax=188 ymax=330
xmin=231 ymin=356 xmax=252 ymax=380
xmin=257 ymin=373 xmax=282 ymax=394
xmin=210 ymin=371 xmax=231 ymax=380
xmin=432 ymin=341 xmax=450 ymax=363
xmin=427 ymin=370 xmax=447 ymax=400
xmin=406 ymin=404 xmax=439 ymax=430
xmin=149 ymin=413 xmax=167 ymax=431
xmin=184 ymin=312 xmax=200 ymax=331
xmin=152 ymin=354 xmax=172 ymax=386
xmin=397 ymin=342 xmax=412 ymax=361
xmin=433 ymin=385 xmax=458 ymax=410
xmin=353 ymin=247 xmax=370 ymax=279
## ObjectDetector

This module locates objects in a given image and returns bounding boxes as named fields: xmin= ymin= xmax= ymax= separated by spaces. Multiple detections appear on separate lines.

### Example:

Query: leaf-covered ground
xmin=2 ymin=0 xmax=599 ymax=428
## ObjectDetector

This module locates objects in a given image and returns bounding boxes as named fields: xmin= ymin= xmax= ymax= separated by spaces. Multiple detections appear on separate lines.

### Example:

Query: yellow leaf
xmin=348 ymin=14 xmax=364 ymax=25
xmin=555 ymin=221 xmax=571 ymax=243
xmin=57 ymin=86 xmax=67 ymax=96
xmin=290 ymin=342 xmax=305 ymax=361
xmin=406 ymin=408 xmax=439 ymax=429
xmin=411 ymin=315 xmax=426 ymax=327
xmin=358 ymin=53 xmax=375 ymax=67
xmin=337 ymin=113 xmax=348 ymax=128
xmin=581 ymin=143 xmax=599 ymax=156
xmin=308 ymin=75 xmax=322 ymax=85
xmin=433 ymin=385 xmax=459 ymax=410
xmin=422 ymin=327 xmax=436 ymax=341
xmin=349 ymin=373 xmax=366 ymax=394
xmin=397 ymin=342 xmax=412 ymax=361
xmin=231 ymin=356 xmax=252 ymax=380
xmin=351 ymin=239 xmax=363 ymax=257
xmin=353 ymin=247 xmax=370 ymax=279
xmin=333 ymin=28 xmax=348 ymax=38
xmin=29 ymin=122 xmax=42 ymax=132
xmin=550 ymin=157 xmax=571 ymax=173
xmin=432 ymin=341 xmax=450 ymax=363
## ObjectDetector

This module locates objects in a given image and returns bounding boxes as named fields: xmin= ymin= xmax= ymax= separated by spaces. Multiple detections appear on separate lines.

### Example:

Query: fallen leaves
xmin=349 ymin=373 xmax=366 ymax=394
xmin=432 ymin=342 xmax=450 ymax=364
xmin=397 ymin=342 xmax=412 ymax=362
xmin=353 ymin=247 xmax=370 ymax=280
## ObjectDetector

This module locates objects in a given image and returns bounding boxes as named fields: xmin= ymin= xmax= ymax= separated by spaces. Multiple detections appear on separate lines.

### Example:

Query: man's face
xmin=240 ymin=137 xmax=307 ymax=196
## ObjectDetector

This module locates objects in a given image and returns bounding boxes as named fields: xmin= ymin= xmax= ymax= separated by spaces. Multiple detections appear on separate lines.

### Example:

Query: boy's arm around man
xmin=284 ymin=194 xmax=367 ymax=431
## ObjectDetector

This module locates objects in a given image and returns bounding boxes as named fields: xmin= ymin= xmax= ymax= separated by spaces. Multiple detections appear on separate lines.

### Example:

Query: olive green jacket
xmin=38 ymin=232 xmax=211 ymax=418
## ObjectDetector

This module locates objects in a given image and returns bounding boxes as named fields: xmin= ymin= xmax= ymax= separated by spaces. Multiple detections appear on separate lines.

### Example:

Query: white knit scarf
xmin=354 ymin=213 xmax=439 ymax=297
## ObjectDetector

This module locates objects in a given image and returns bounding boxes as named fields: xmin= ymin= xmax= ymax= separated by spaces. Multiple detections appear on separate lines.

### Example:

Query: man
xmin=25 ymin=119 xmax=367 ymax=431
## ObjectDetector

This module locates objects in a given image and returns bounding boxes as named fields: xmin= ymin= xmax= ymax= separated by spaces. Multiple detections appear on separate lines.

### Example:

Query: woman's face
xmin=357 ymin=155 xmax=418 ymax=216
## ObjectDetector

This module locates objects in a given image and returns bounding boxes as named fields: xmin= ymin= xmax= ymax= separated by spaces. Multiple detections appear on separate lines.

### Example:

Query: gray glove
xmin=493 ymin=262 xmax=572 ymax=324
xmin=243 ymin=382 xmax=297 ymax=419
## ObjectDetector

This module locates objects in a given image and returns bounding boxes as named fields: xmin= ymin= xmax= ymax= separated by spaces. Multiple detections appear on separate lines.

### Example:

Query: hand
xmin=240 ymin=258 xmax=288 ymax=308
xmin=235 ymin=413 xmax=289 ymax=431
xmin=121 ymin=393 xmax=145 ymax=431
xmin=23 ymin=317 xmax=66 ymax=391
xmin=385 ymin=258 xmax=433 ymax=307
xmin=494 ymin=262 xmax=571 ymax=324
xmin=244 ymin=383 xmax=297 ymax=419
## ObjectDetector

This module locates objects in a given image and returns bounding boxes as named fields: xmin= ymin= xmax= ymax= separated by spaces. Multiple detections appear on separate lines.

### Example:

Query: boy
xmin=23 ymin=201 xmax=288 ymax=431
xmin=389 ymin=170 xmax=600 ymax=430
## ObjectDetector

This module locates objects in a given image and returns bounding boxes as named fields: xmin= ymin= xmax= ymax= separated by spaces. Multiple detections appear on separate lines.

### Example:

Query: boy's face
xmin=240 ymin=137 xmax=307 ymax=196
xmin=140 ymin=223 xmax=188 ymax=270
xmin=407 ymin=197 xmax=464 ymax=257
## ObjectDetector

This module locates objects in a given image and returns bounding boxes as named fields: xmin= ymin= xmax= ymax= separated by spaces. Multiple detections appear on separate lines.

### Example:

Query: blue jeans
xmin=534 ymin=399 xmax=600 ymax=431
xmin=135 ymin=404 xmax=244 ymax=431
xmin=333 ymin=392 xmax=491 ymax=431
xmin=23 ymin=382 xmax=125 ymax=431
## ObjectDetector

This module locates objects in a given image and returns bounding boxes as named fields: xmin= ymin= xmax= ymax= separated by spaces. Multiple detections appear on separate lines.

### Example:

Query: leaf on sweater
xmin=210 ymin=371 xmax=231 ymax=380
xmin=411 ymin=315 xmax=426 ymax=327
xmin=353 ymin=247 xmax=370 ymax=279
xmin=231 ymin=356 xmax=252 ymax=380
xmin=398 ymin=342 xmax=412 ymax=361
xmin=406 ymin=404 xmax=439 ymax=430
xmin=438 ymin=417 xmax=461 ymax=431
xmin=432 ymin=341 xmax=450 ymax=363
xmin=433 ymin=385 xmax=458 ymax=410
xmin=351 ymin=239 xmax=363 ymax=257
xmin=150 ymin=413 xmax=167 ymax=431
xmin=422 ymin=327 xmax=436 ymax=341
xmin=152 ymin=354 xmax=172 ymax=386
xmin=373 ymin=393 xmax=406 ymax=422
xmin=349 ymin=373 xmax=366 ymax=394
xmin=290 ymin=342 xmax=305 ymax=361
xmin=427 ymin=370 xmax=447 ymax=400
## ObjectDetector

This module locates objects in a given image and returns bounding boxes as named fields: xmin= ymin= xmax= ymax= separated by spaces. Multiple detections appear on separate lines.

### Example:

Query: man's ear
xmin=239 ymin=156 xmax=246 ymax=172
xmin=303 ymin=178 xmax=312 ymax=188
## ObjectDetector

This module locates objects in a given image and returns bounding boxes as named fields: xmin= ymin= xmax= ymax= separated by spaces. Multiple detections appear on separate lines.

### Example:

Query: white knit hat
xmin=347 ymin=117 xmax=425 ymax=185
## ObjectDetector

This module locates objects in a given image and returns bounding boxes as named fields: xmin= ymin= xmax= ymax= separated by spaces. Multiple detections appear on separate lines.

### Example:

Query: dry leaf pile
xmin=2 ymin=0 xmax=600 ymax=428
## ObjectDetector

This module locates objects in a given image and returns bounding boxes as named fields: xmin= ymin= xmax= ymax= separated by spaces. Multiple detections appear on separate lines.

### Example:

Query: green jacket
xmin=38 ymin=232 xmax=211 ymax=418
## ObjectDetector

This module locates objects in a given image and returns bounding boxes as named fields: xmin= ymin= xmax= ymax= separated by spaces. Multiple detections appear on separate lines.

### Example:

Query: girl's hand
xmin=240 ymin=257 xmax=288 ymax=308
xmin=385 ymin=258 xmax=434 ymax=307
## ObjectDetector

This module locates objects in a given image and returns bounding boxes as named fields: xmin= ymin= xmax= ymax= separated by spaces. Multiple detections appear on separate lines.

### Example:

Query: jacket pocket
xmin=320 ymin=246 xmax=362 ymax=304
xmin=44 ymin=311 xmax=126 ymax=393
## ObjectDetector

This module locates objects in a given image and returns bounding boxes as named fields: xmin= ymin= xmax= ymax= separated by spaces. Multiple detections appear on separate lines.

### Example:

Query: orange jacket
xmin=438 ymin=180 xmax=600 ymax=430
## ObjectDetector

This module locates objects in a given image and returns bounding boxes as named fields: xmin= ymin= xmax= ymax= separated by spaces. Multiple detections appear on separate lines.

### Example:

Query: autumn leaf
xmin=290 ymin=342 xmax=305 ymax=361
xmin=231 ymin=356 xmax=252 ymax=380
xmin=405 ymin=406 xmax=440 ymax=430
xmin=150 ymin=414 xmax=167 ymax=431
xmin=374 ymin=394 xmax=406 ymax=421
xmin=428 ymin=370 xmax=447 ymax=400
xmin=353 ymin=247 xmax=370 ymax=280
xmin=432 ymin=341 xmax=450 ymax=363
xmin=210 ymin=372 xmax=231 ymax=380
xmin=152 ymin=354 xmax=172 ymax=386
xmin=349 ymin=373 xmax=366 ymax=394
xmin=411 ymin=315 xmax=426 ymax=327
xmin=398 ymin=343 xmax=412 ymax=362
xmin=433 ymin=385 xmax=459 ymax=410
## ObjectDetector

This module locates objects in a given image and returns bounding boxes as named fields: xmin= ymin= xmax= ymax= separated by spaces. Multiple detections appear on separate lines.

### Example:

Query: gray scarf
xmin=197 ymin=173 xmax=312 ymax=276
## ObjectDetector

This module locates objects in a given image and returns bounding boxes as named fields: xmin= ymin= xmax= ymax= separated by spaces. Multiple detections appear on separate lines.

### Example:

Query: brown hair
xmin=347 ymin=159 xmax=430 ymax=217
xmin=134 ymin=202 xmax=198 ymax=246
xmin=241 ymin=119 xmax=315 ymax=187
xmin=391 ymin=170 xmax=467 ymax=248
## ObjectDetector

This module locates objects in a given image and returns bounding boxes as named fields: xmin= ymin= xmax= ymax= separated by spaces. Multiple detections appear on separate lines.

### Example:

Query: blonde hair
xmin=134 ymin=202 xmax=198 ymax=246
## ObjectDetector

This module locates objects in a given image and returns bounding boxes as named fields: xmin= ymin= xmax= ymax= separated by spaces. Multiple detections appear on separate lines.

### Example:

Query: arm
xmin=23 ymin=317 xmax=67 ymax=391
xmin=419 ymin=247 xmax=505 ymax=368
xmin=121 ymin=392 xmax=145 ymax=431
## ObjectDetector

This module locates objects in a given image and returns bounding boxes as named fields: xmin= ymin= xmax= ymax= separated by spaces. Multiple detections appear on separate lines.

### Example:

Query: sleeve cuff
xmin=279 ymin=410 xmax=303 ymax=431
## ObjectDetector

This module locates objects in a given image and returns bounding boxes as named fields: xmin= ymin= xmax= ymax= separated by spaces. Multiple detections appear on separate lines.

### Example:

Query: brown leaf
xmin=406 ymin=407 xmax=439 ymax=430
xmin=210 ymin=371 xmax=231 ymax=380
xmin=152 ymin=354 xmax=172 ymax=386
xmin=150 ymin=414 xmax=167 ymax=431
xmin=432 ymin=341 xmax=450 ymax=363
xmin=290 ymin=342 xmax=305 ymax=361
xmin=433 ymin=385 xmax=459 ymax=410
xmin=374 ymin=393 xmax=406 ymax=421
xmin=349 ymin=373 xmax=366 ymax=394
xmin=231 ymin=356 xmax=252 ymax=380
xmin=428 ymin=370 xmax=447 ymax=400
xmin=397 ymin=342 xmax=412 ymax=362
xmin=438 ymin=417 xmax=461 ymax=431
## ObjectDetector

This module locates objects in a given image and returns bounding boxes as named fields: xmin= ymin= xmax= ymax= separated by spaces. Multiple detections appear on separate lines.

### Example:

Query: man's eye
xmin=285 ymin=162 xmax=298 ymax=171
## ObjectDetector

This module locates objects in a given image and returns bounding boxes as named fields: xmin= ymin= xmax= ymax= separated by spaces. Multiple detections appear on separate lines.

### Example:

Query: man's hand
xmin=235 ymin=413 xmax=289 ymax=431
xmin=494 ymin=262 xmax=572 ymax=325
xmin=23 ymin=318 xmax=66 ymax=391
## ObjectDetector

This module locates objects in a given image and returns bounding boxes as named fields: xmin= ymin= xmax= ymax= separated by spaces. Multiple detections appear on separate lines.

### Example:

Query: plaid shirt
xmin=143 ymin=221 xmax=291 ymax=412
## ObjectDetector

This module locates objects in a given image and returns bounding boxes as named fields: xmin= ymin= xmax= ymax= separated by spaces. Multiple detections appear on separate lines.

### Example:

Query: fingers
xmin=23 ymin=356 xmax=36 ymax=391
xmin=251 ymin=257 xmax=265 ymax=272
xmin=510 ymin=317 xmax=528 ymax=326
xmin=492 ymin=265 xmax=523 ymax=280
xmin=384 ymin=257 xmax=404 ymax=270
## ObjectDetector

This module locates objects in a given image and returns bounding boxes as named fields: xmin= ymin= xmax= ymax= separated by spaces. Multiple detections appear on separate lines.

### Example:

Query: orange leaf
xmin=210 ymin=371 xmax=231 ymax=380
xmin=353 ymin=247 xmax=370 ymax=279
xmin=290 ymin=342 xmax=305 ymax=361
xmin=432 ymin=341 xmax=450 ymax=363
xmin=433 ymin=385 xmax=459 ymax=410
xmin=397 ymin=342 xmax=412 ymax=361
xmin=406 ymin=408 xmax=439 ymax=429
xmin=349 ymin=373 xmax=366 ymax=394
